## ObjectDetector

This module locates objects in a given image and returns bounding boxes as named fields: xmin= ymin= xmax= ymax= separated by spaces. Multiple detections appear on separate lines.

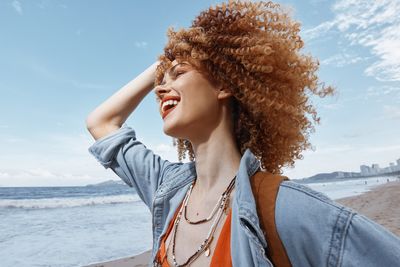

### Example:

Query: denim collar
xmin=234 ymin=148 xmax=269 ymax=249
xmin=235 ymin=147 xmax=262 ymax=211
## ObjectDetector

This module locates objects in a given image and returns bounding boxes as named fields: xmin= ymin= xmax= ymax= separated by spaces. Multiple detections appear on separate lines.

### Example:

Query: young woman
xmin=86 ymin=1 xmax=400 ymax=266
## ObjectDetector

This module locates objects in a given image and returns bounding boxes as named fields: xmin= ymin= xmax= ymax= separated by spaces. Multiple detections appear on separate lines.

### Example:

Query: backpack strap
xmin=250 ymin=170 xmax=292 ymax=267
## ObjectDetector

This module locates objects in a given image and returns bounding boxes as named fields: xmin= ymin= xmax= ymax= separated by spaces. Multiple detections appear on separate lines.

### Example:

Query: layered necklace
xmin=164 ymin=175 xmax=236 ymax=267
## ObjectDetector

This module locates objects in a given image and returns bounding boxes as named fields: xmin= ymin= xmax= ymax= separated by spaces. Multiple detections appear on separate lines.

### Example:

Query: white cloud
xmin=304 ymin=21 xmax=336 ymax=41
xmin=309 ymin=0 xmax=330 ymax=5
xmin=0 ymin=131 xmax=112 ymax=186
xmin=383 ymin=105 xmax=400 ymax=120
xmin=134 ymin=41 xmax=148 ymax=48
xmin=5 ymin=137 xmax=27 ymax=143
xmin=312 ymin=144 xmax=354 ymax=155
xmin=0 ymin=130 xmax=186 ymax=187
xmin=0 ymin=168 xmax=102 ymax=187
xmin=321 ymin=103 xmax=341 ymax=110
xmin=321 ymin=53 xmax=366 ymax=67
xmin=27 ymin=168 xmax=54 ymax=177
xmin=154 ymin=143 xmax=174 ymax=153
xmin=304 ymin=0 xmax=400 ymax=81
xmin=1 ymin=129 xmax=397 ymax=186
xmin=11 ymin=0 xmax=23 ymax=15
xmin=363 ymin=143 xmax=400 ymax=153
xmin=366 ymin=85 xmax=400 ymax=101
xmin=147 ymin=141 xmax=187 ymax=163
xmin=69 ymin=79 xmax=109 ymax=90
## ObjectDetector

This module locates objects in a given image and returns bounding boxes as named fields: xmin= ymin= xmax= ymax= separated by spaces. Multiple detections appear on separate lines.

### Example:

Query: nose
xmin=155 ymin=84 xmax=172 ymax=101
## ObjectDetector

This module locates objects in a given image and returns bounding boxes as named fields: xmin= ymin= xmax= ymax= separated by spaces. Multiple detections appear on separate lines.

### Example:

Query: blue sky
xmin=1 ymin=0 xmax=399 ymax=186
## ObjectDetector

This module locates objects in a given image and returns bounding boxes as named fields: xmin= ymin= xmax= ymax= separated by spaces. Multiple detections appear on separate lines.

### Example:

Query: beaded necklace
xmin=164 ymin=175 xmax=236 ymax=266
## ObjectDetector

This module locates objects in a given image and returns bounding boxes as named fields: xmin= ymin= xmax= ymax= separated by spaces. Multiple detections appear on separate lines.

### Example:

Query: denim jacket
xmin=88 ymin=123 xmax=400 ymax=266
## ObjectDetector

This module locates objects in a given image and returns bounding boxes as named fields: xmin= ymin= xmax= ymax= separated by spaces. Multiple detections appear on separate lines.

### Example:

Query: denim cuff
xmin=88 ymin=123 xmax=136 ymax=168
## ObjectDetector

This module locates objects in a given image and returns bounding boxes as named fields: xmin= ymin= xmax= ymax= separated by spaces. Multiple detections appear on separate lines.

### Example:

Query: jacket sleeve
xmin=275 ymin=181 xmax=400 ymax=267
xmin=340 ymin=212 xmax=400 ymax=266
xmin=88 ymin=123 xmax=176 ymax=210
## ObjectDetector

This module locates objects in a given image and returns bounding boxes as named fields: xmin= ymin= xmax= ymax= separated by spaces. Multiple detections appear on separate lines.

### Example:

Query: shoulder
xmin=275 ymin=180 xmax=355 ymax=265
xmin=275 ymin=181 xmax=400 ymax=266
xmin=278 ymin=180 xmax=346 ymax=209
xmin=275 ymin=180 xmax=354 ymax=225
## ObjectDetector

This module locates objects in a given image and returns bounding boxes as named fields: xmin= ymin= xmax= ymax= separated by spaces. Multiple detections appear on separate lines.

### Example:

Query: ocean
xmin=1 ymin=175 xmax=398 ymax=267
xmin=0 ymin=185 xmax=152 ymax=267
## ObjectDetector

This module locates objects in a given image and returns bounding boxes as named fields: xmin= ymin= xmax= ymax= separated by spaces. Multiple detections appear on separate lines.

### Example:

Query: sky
xmin=0 ymin=0 xmax=399 ymax=187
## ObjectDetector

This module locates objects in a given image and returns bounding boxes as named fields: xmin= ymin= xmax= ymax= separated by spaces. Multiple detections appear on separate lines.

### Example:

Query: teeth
xmin=162 ymin=99 xmax=179 ymax=112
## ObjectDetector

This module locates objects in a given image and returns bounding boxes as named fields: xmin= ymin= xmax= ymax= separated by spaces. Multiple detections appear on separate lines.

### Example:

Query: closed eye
xmin=174 ymin=70 xmax=185 ymax=78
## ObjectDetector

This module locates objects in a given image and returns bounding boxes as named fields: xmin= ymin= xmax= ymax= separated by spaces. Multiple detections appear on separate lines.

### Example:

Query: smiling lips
xmin=161 ymin=96 xmax=181 ymax=119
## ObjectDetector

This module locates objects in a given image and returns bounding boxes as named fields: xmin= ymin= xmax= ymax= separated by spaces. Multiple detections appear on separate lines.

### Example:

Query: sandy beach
xmin=336 ymin=180 xmax=400 ymax=237
xmin=84 ymin=180 xmax=400 ymax=266
xmin=85 ymin=250 xmax=152 ymax=267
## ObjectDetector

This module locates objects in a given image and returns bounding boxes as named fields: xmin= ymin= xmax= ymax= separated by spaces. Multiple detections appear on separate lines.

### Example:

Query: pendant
xmin=204 ymin=247 xmax=210 ymax=257
xmin=224 ymin=196 xmax=230 ymax=214
xmin=224 ymin=204 xmax=230 ymax=215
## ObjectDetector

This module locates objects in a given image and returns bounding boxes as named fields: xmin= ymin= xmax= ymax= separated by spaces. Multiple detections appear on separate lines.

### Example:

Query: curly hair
xmin=154 ymin=0 xmax=335 ymax=174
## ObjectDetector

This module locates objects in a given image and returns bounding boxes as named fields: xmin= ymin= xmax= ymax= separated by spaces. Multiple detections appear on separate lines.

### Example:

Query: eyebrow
xmin=160 ymin=62 xmax=189 ymax=85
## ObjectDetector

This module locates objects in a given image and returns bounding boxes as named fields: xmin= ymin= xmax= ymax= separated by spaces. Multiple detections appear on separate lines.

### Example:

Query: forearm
xmin=86 ymin=61 xmax=159 ymax=129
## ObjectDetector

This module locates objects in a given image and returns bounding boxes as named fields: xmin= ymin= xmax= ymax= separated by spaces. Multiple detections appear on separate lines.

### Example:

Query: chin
xmin=163 ymin=121 xmax=187 ymax=139
xmin=162 ymin=111 xmax=204 ymax=140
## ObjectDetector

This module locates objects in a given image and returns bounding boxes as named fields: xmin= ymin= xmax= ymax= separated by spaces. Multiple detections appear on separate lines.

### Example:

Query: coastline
xmin=84 ymin=180 xmax=400 ymax=267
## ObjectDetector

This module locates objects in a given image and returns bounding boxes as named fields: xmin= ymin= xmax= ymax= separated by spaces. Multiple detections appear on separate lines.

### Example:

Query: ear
xmin=217 ymin=87 xmax=233 ymax=100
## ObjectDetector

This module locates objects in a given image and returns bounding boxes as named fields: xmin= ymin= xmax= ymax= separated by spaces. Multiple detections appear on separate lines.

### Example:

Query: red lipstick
xmin=162 ymin=106 xmax=176 ymax=119
xmin=161 ymin=95 xmax=181 ymax=120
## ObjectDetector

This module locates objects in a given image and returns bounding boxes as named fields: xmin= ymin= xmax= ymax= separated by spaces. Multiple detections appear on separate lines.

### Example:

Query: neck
xmin=190 ymin=124 xmax=242 ymax=199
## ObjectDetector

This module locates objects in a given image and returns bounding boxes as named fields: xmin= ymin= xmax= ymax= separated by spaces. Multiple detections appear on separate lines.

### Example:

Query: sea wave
xmin=0 ymin=194 xmax=142 ymax=209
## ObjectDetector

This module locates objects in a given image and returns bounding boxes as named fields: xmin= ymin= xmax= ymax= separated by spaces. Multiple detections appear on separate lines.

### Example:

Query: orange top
xmin=156 ymin=202 xmax=232 ymax=267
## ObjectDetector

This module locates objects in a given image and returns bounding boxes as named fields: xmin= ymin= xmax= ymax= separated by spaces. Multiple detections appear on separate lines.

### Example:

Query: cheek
xmin=182 ymin=94 xmax=218 ymax=119
xmin=178 ymin=74 xmax=220 ymax=116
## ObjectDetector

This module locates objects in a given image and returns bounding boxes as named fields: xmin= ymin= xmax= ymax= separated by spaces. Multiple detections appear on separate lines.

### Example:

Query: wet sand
xmin=84 ymin=180 xmax=400 ymax=266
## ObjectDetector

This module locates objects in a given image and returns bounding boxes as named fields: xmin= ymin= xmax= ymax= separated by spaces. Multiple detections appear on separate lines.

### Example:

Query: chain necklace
xmin=166 ymin=175 xmax=236 ymax=266
xmin=183 ymin=177 xmax=234 ymax=224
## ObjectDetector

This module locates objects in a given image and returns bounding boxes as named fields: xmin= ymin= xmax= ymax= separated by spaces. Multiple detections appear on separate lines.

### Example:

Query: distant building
xmin=389 ymin=162 xmax=395 ymax=172
xmin=360 ymin=165 xmax=370 ymax=175
xmin=359 ymin=158 xmax=400 ymax=176
xmin=371 ymin=163 xmax=380 ymax=174
xmin=393 ymin=160 xmax=400 ymax=171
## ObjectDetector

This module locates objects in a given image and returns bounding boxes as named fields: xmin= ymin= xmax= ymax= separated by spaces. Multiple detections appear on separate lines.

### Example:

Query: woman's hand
xmin=86 ymin=60 xmax=161 ymax=140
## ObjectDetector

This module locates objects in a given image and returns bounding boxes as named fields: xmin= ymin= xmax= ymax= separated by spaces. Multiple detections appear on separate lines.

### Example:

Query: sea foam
xmin=0 ymin=194 xmax=141 ymax=209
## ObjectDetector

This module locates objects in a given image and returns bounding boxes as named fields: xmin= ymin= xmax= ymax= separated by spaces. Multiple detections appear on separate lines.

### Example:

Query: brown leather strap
xmin=251 ymin=171 xmax=292 ymax=267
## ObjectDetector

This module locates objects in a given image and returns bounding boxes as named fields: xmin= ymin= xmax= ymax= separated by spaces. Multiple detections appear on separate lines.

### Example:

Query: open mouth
xmin=161 ymin=99 xmax=180 ymax=119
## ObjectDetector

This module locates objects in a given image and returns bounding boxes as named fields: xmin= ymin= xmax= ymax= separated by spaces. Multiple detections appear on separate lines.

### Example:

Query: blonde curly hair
xmin=154 ymin=0 xmax=335 ymax=174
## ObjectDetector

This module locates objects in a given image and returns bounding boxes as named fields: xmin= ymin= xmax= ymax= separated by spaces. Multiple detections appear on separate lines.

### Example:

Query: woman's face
xmin=155 ymin=59 xmax=226 ymax=141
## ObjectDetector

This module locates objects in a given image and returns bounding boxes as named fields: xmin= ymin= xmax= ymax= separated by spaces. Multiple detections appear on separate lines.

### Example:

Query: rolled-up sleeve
xmin=340 ymin=213 xmax=400 ymax=266
xmin=88 ymin=123 xmax=175 ymax=209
